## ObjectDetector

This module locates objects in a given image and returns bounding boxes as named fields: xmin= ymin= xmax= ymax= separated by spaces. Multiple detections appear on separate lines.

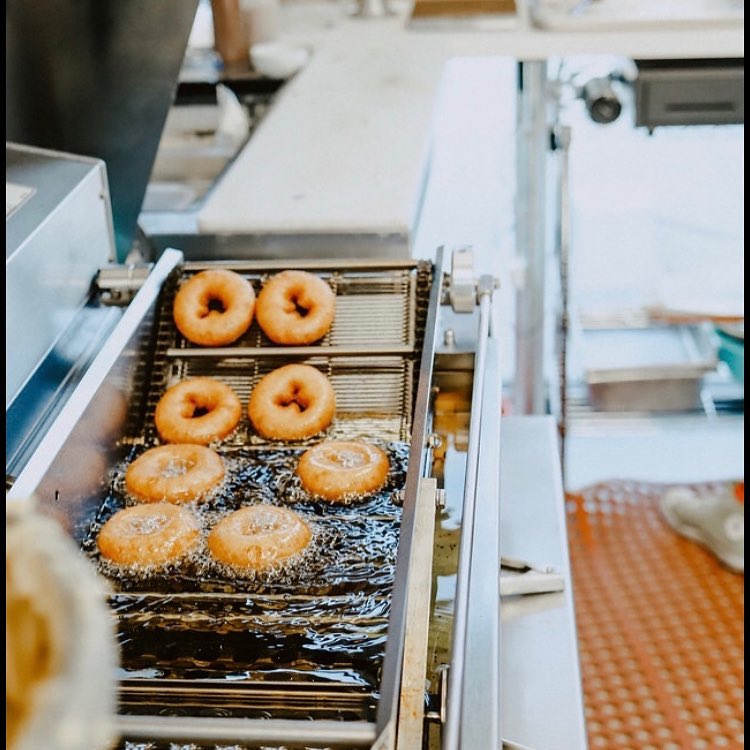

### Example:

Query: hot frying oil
xmin=83 ymin=442 xmax=408 ymax=695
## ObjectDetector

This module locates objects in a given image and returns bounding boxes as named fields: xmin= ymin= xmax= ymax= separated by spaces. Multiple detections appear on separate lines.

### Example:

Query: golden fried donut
xmin=247 ymin=364 xmax=335 ymax=441
xmin=256 ymin=270 xmax=335 ymax=345
xmin=208 ymin=505 xmax=312 ymax=572
xmin=155 ymin=377 xmax=242 ymax=445
xmin=297 ymin=440 xmax=389 ymax=502
xmin=173 ymin=269 xmax=256 ymax=346
xmin=97 ymin=503 xmax=201 ymax=569
xmin=125 ymin=444 xmax=225 ymax=504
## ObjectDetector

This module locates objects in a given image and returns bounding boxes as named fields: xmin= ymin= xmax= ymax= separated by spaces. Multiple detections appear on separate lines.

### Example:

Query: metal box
xmin=634 ymin=59 xmax=744 ymax=129
xmin=583 ymin=324 xmax=718 ymax=412
xmin=6 ymin=143 xmax=116 ymax=409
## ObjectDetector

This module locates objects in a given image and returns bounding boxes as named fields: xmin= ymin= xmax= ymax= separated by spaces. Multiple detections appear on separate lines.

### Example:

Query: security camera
xmin=582 ymin=77 xmax=623 ymax=124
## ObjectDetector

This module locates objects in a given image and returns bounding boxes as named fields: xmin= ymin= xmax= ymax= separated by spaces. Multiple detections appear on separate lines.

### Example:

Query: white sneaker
xmin=659 ymin=486 xmax=744 ymax=574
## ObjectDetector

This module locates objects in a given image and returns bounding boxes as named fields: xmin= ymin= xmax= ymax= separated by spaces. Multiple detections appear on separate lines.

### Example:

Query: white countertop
xmin=197 ymin=0 xmax=743 ymax=241
xmin=197 ymin=3 xmax=516 ymax=239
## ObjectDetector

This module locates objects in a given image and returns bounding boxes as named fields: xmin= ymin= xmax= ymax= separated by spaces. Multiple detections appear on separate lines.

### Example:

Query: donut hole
xmin=183 ymin=395 xmax=219 ymax=419
xmin=275 ymin=385 xmax=310 ymax=412
xmin=288 ymin=293 xmax=311 ymax=318
xmin=325 ymin=447 xmax=367 ymax=469
xmin=203 ymin=295 xmax=227 ymax=316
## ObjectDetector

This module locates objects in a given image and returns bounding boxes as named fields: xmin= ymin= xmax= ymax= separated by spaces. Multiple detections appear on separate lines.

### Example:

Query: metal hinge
xmin=95 ymin=263 xmax=153 ymax=306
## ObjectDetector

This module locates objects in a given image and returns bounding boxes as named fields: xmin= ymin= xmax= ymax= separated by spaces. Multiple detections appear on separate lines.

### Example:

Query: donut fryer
xmin=7 ymin=247 xmax=504 ymax=750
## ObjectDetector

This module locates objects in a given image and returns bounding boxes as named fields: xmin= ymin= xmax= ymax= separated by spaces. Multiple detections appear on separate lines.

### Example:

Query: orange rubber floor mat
xmin=565 ymin=480 xmax=744 ymax=750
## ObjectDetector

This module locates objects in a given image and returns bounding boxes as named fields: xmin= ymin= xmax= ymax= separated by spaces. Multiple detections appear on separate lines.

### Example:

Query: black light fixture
xmin=581 ymin=76 xmax=623 ymax=124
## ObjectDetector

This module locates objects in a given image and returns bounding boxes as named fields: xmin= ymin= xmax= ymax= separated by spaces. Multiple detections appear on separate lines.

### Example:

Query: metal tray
xmin=582 ymin=324 xmax=717 ymax=412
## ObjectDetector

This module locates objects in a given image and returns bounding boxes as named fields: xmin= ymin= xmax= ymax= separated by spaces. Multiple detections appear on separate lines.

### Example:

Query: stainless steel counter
xmin=434 ymin=414 xmax=586 ymax=750
xmin=499 ymin=416 xmax=586 ymax=750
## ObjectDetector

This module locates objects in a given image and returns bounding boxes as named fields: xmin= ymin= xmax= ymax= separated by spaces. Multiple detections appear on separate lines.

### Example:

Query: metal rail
xmin=167 ymin=344 xmax=415 ymax=358
xmin=372 ymin=248 xmax=445 ymax=749
xmin=184 ymin=258 xmax=420 ymax=272
xmin=116 ymin=715 xmax=378 ymax=747
xmin=443 ymin=272 xmax=503 ymax=750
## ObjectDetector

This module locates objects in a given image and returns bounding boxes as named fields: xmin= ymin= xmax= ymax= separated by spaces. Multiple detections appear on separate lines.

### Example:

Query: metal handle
xmin=443 ymin=274 xmax=503 ymax=750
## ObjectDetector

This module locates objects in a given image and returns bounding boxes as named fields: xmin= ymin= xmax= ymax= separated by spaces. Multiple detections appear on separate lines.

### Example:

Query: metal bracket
xmin=95 ymin=263 xmax=153 ymax=306
xmin=424 ymin=663 xmax=450 ymax=724
xmin=500 ymin=556 xmax=565 ymax=597
xmin=447 ymin=248 xmax=501 ymax=313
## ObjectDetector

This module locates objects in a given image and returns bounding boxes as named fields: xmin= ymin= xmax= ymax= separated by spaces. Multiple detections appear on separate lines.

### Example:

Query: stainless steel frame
xmin=7 ymin=245 xmax=510 ymax=750
xmin=7 ymin=249 xmax=451 ymax=750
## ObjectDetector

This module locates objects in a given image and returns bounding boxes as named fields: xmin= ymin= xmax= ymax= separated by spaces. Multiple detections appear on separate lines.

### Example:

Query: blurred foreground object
xmin=6 ymin=500 xmax=118 ymax=750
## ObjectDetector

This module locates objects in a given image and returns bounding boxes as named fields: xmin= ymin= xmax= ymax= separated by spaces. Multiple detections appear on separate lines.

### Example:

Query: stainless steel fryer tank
xmin=8 ymin=248 xmax=465 ymax=747
xmin=7 ymin=247 xmax=506 ymax=750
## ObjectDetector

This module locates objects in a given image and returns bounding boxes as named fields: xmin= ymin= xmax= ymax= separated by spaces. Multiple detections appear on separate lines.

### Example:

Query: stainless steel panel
xmin=116 ymin=714 xmax=378 ymax=747
xmin=444 ymin=284 xmax=502 ymax=750
xmin=397 ymin=477 xmax=439 ymax=749
xmin=459 ymin=334 xmax=502 ymax=750
xmin=147 ymin=232 xmax=413 ymax=262
xmin=7 ymin=249 xmax=184 ymax=512
xmin=6 ymin=144 xmax=116 ymax=409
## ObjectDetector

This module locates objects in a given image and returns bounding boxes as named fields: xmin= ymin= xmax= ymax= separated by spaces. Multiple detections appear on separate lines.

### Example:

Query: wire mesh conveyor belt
xmin=78 ymin=259 xmax=438 ymax=729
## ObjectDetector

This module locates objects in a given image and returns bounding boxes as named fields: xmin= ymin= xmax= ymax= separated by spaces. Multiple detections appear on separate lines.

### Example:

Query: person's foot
xmin=659 ymin=485 xmax=744 ymax=574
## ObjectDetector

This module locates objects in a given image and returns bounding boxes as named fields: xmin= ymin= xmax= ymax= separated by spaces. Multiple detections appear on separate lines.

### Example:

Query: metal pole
xmin=514 ymin=60 xmax=550 ymax=415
